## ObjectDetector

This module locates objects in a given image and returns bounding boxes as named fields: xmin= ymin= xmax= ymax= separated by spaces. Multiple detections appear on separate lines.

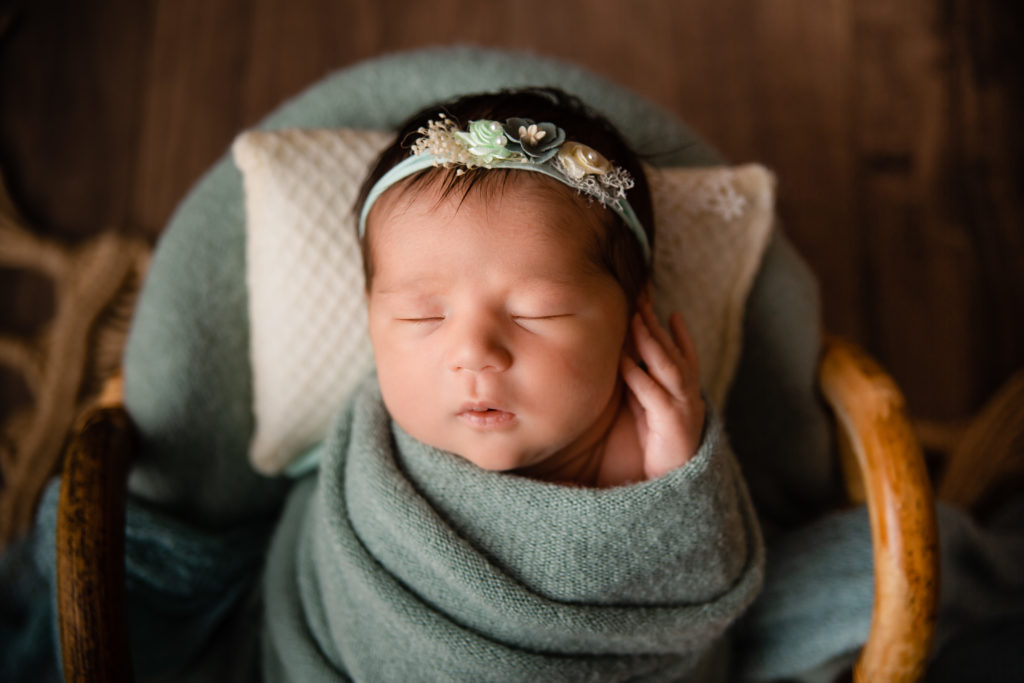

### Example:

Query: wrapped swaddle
xmin=263 ymin=375 xmax=764 ymax=681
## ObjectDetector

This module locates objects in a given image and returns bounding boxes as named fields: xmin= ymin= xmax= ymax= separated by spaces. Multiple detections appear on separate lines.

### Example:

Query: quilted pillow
xmin=233 ymin=129 xmax=774 ymax=474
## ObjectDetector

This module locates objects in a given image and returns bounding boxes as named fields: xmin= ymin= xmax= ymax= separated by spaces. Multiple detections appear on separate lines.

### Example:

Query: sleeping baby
xmin=261 ymin=87 xmax=763 ymax=681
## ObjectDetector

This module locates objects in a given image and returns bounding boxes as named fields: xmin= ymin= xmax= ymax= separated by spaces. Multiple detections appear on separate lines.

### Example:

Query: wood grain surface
xmin=1 ymin=0 xmax=1021 ymax=426
xmin=820 ymin=335 xmax=940 ymax=683
xmin=56 ymin=404 xmax=134 ymax=683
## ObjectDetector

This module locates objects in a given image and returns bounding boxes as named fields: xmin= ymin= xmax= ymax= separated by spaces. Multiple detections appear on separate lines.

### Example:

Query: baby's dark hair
xmin=354 ymin=87 xmax=654 ymax=303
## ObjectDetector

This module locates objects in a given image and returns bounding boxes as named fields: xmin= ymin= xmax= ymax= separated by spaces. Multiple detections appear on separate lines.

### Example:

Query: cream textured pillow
xmin=233 ymin=129 xmax=774 ymax=475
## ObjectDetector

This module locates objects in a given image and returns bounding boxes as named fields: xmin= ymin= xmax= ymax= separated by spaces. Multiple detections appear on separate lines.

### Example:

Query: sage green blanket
xmin=263 ymin=376 xmax=764 ymax=681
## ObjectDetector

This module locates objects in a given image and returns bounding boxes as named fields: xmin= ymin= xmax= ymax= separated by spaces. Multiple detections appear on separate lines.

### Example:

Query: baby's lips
xmin=457 ymin=405 xmax=517 ymax=429
xmin=458 ymin=400 xmax=505 ymax=414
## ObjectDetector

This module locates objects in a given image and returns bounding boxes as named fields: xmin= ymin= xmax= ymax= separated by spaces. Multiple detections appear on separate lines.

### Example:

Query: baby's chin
xmin=452 ymin=446 xmax=548 ymax=473
xmin=396 ymin=418 xmax=566 ymax=474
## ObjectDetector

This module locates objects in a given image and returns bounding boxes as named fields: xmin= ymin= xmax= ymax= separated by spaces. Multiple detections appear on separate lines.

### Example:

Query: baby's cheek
xmin=556 ymin=347 xmax=622 ymax=401
xmin=573 ymin=327 xmax=626 ymax=377
xmin=378 ymin=372 xmax=445 ymax=452
xmin=375 ymin=353 xmax=421 ymax=419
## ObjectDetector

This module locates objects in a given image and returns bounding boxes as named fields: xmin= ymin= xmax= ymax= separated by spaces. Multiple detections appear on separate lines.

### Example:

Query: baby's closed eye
xmin=508 ymin=295 xmax=579 ymax=323
xmin=511 ymin=312 xmax=575 ymax=333
xmin=511 ymin=312 xmax=572 ymax=320
xmin=394 ymin=314 xmax=446 ymax=330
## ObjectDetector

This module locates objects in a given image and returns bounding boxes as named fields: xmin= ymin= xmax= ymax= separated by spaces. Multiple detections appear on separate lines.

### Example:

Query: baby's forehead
xmin=368 ymin=177 xmax=617 ymax=289
xmin=367 ymin=170 xmax=605 ymax=247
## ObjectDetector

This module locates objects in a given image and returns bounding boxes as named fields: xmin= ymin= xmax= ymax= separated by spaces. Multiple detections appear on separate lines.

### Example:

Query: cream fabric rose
xmin=557 ymin=141 xmax=612 ymax=179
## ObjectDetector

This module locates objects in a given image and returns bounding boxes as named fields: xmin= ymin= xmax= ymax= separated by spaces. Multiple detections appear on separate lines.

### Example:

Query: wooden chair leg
xmin=820 ymin=336 xmax=940 ymax=683
xmin=56 ymin=402 xmax=135 ymax=683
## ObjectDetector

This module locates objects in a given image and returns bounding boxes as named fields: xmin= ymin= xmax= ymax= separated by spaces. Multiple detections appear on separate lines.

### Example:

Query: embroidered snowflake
xmin=686 ymin=172 xmax=747 ymax=220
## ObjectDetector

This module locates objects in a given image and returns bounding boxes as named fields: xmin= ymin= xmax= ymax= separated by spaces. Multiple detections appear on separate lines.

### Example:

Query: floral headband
xmin=358 ymin=114 xmax=650 ymax=262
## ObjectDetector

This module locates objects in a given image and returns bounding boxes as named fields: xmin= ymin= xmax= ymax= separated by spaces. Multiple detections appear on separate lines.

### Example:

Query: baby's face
xmin=366 ymin=179 xmax=630 ymax=472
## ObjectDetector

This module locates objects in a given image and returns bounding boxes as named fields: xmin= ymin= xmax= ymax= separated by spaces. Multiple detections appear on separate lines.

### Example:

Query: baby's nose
xmin=446 ymin=319 xmax=512 ymax=373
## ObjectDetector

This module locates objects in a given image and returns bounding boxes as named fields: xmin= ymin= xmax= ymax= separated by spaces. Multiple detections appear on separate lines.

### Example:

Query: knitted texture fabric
xmin=233 ymin=126 xmax=774 ymax=474
xmin=262 ymin=375 xmax=764 ymax=681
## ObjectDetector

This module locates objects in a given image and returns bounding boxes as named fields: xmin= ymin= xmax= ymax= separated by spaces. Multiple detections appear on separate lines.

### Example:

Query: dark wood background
xmin=1 ymin=0 xmax=1021 ymax=427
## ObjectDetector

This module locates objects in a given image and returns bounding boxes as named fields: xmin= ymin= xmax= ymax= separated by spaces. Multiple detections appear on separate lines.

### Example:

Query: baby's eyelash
xmin=511 ymin=314 xmax=570 ymax=321
xmin=397 ymin=316 xmax=444 ymax=323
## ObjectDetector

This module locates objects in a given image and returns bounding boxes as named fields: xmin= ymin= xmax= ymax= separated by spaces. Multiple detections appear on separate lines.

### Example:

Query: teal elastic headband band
xmin=357 ymin=116 xmax=651 ymax=263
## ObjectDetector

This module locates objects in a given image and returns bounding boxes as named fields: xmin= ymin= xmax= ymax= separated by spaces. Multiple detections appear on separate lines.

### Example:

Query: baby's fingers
xmin=668 ymin=311 xmax=700 ymax=378
xmin=621 ymin=353 xmax=684 ymax=419
xmin=632 ymin=308 xmax=688 ymax=399
xmin=622 ymin=374 xmax=649 ymax=445
xmin=667 ymin=313 xmax=700 ymax=382
xmin=638 ymin=301 xmax=685 ymax=366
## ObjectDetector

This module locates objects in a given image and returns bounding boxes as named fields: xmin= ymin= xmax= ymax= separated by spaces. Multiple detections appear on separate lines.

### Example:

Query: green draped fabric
xmin=263 ymin=376 xmax=764 ymax=682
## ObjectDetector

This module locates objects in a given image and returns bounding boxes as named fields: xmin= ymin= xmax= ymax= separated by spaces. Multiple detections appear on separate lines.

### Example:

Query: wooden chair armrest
xmin=819 ymin=335 xmax=940 ymax=683
xmin=56 ymin=398 xmax=135 ymax=683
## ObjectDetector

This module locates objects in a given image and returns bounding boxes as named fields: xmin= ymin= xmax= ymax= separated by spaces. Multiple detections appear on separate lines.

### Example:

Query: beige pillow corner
xmin=230 ymin=129 xmax=263 ymax=172
xmin=648 ymin=163 xmax=775 ymax=410
xmin=237 ymin=128 xmax=392 ymax=475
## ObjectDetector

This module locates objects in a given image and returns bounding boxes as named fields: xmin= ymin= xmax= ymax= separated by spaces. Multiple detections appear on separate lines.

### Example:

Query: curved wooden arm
xmin=819 ymin=336 xmax=939 ymax=683
xmin=56 ymin=402 xmax=135 ymax=683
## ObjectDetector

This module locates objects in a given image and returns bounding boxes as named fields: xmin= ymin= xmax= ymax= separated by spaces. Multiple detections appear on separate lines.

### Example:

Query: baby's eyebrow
xmin=514 ymin=275 xmax=591 ymax=295
xmin=371 ymin=289 xmax=437 ymax=302
xmin=370 ymin=276 xmax=445 ymax=297
xmin=371 ymin=273 xmax=591 ymax=298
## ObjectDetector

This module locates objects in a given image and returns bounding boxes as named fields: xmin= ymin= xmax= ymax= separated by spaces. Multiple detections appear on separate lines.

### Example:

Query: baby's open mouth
xmin=458 ymin=404 xmax=516 ymax=429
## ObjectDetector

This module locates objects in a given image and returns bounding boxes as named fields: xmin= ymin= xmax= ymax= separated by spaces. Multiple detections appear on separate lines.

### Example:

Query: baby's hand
xmin=620 ymin=300 xmax=706 ymax=480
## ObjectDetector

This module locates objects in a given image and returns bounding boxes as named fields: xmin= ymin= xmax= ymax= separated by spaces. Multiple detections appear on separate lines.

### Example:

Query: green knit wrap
xmin=263 ymin=376 xmax=764 ymax=681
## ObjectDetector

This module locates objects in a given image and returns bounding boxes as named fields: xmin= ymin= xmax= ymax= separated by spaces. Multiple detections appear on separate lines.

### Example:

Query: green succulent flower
xmin=454 ymin=120 xmax=515 ymax=164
